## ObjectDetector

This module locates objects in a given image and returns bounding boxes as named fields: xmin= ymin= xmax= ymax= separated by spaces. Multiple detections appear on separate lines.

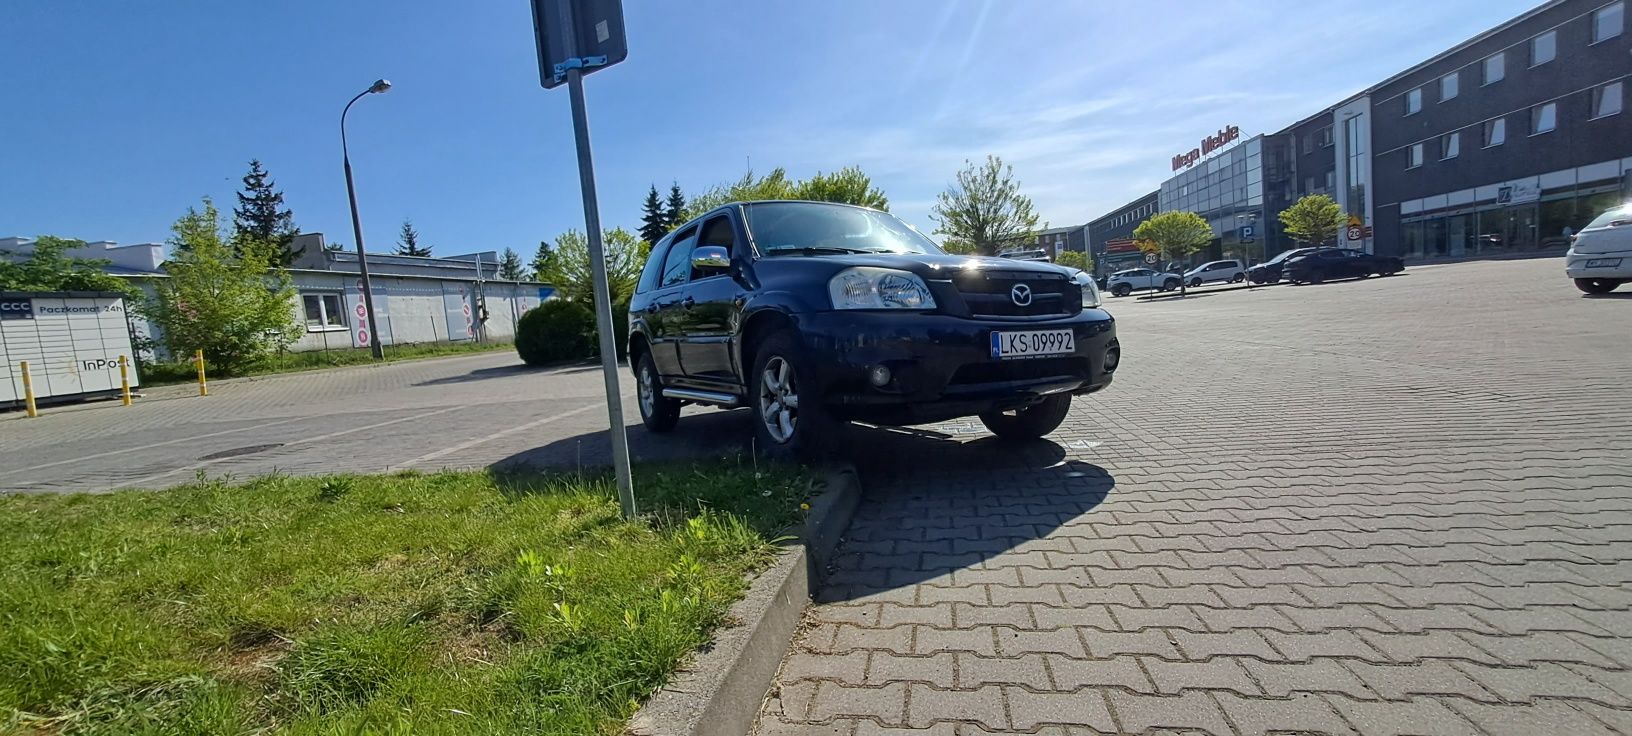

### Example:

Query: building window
xmin=1318 ymin=125 xmax=1333 ymax=147
xmin=1440 ymin=73 xmax=1458 ymax=102
xmin=1531 ymin=101 xmax=1557 ymax=134
xmin=1305 ymin=175 xmax=1316 ymax=192
xmin=1406 ymin=88 xmax=1423 ymax=114
xmin=1325 ymin=169 xmax=1335 ymax=189
xmin=1440 ymin=132 xmax=1460 ymax=159
xmin=1407 ymin=143 xmax=1424 ymax=169
xmin=302 ymin=293 xmax=347 ymax=330
xmin=1531 ymin=30 xmax=1556 ymax=65
xmin=1593 ymin=81 xmax=1624 ymax=118
xmin=1483 ymin=52 xmax=1505 ymax=85
xmin=1301 ymin=135 xmax=1313 ymax=154
xmin=1593 ymin=2 xmax=1624 ymax=43
xmin=1483 ymin=117 xmax=1507 ymax=147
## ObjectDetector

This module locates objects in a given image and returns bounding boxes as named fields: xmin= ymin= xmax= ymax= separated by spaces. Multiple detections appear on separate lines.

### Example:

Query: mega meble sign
xmin=1171 ymin=125 xmax=1241 ymax=171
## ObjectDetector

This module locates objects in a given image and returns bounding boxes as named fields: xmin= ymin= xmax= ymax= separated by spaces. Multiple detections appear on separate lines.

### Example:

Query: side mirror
xmin=691 ymin=245 xmax=731 ymax=272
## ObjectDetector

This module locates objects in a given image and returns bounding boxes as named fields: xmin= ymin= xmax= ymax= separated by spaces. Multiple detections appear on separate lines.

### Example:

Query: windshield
xmin=1265 ymin=249 xmax=1305 ymax=265
xmin=743 ymin=202 xmax=943 ymax=256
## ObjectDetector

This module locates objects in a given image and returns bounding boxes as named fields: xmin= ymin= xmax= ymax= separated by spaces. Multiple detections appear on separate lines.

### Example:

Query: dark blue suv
xmin=627 ymin=201 xmax=1118 ymax=458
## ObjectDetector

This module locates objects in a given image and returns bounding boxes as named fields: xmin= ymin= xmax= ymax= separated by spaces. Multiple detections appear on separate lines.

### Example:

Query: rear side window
xmin=659 ymin=227 xmax=700 ymax=287
xmin=1586 ymin=205 xmax=1632 ymax=229
xmin=637 ymin=238 xmax=674 ymax=294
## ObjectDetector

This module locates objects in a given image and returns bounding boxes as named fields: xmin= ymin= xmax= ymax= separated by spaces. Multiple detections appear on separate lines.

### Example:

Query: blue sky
xmin=2 ymin=0 xmax=1540 ymax=255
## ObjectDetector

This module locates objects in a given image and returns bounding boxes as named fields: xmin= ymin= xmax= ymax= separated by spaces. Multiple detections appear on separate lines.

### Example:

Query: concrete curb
xmin=625 ymin=464 xmax=861 ymax=736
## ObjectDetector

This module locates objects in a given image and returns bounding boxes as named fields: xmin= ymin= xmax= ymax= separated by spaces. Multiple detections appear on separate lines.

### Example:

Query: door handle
xmin=681 ymin=296 xmax=695 ymax=309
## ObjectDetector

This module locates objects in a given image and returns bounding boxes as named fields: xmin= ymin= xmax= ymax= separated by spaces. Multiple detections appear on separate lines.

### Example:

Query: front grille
xmin=955 ymin=270 xmax=1079 ymax=318
xmin=949 ymin=357 xmax=1090 ymax=385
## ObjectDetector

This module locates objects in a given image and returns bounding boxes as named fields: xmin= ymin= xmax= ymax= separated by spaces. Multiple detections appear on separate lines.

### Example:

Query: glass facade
xmin=1158 ymin=136 xmax=1265 ymax=263
xmin=1398 ymin=173 xmax=1626 ymax=259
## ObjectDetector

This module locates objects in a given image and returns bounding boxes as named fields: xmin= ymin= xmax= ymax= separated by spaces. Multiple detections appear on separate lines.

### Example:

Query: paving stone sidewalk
xmin=757 ymin=259 xmax=1632 ymax=735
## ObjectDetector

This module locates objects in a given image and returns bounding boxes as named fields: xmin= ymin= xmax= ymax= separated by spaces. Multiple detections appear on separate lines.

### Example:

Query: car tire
xmin=750 ymin=330 xmax=839 ymax=461
xmin=1231 ymin=274 xmax=1245 ymax=283
xmin=979 ymin=394 xmax=1072 ymax=440
xmin=1575 ymin=278 xmax=1623 ymax=295
xmin=635 ymin=351 xmax=681 ymax=433
xmin=1190 ymin=278 xmax=1204 ymax=288
xmin=1112 ymin=283 xmax=1131 ymax=297
xmin=1163 ymin=278 xmax=1181 ymax=291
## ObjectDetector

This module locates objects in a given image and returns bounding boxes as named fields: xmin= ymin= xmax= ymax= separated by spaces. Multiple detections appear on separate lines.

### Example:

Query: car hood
xmin=784 ymin=252 xmax=1080 ymax=279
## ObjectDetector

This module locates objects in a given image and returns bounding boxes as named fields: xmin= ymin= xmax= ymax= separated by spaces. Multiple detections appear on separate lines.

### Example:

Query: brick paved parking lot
xmin=758 ymin=258 xmax=1632 ymax=735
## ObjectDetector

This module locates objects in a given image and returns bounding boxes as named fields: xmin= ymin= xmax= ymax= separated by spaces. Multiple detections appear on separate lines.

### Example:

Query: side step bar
xmin=662 ymin=387 xmax=740 ymax=405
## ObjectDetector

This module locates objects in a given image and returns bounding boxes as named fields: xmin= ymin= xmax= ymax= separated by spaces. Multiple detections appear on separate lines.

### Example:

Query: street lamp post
xmin=341 ymin=79 xmax=391 ymax=360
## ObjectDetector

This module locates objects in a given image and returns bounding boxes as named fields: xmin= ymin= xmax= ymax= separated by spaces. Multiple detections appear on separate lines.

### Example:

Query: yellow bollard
xmin=19 ymin=361 xmax=39 ymax=418
xmin=118 ymin=355 xmax=133 ymax=406
xmin=194 ymin=349 xmax=209 ymax=397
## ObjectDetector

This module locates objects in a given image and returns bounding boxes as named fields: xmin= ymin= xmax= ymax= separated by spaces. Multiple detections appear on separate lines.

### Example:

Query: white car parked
xmin=1106 ymin=268 xmax=1181 ymax=297
xmin=1184 ymin=259 xmax=1247 ymax=287
xmin=1566 ymin=202 xmax=1632 ymax=294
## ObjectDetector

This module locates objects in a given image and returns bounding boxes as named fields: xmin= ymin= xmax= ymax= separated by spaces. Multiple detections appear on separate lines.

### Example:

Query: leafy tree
xmin=930 ymin=155 xmax=1041 ymax=256
xmin=150 ymin=198 xmax=300 ymax=372
xmin=685 ymin=168 xmax=795 ymax=220
xmin=939 ymin=238 xmax=979 ymax=256
xmin=395 ymin=218 xmax=432 ymax=257
xmin=533 ymin=227 xmax=649 ymax=306
xmin=498 ymin=247 xmax=527 ymax=280
xmin=1055 ymin=250 xmax=1092 ymax=272
xmin=0 ymin=236 xmax=136 ymax=295
xmin=232 ymin=159 xmax=299 ymax=263
xmin=1279 ymin=194 xmax=1347 ymax=247
xmin=792 ymin=166 xmax=889 ymax=210
xmin=530 ymin=240 xmax=551 ymax=283
xmin=638 ymin=185 xmax=669 ymax=245
xmin=1133 ymin=211 xmax=1214 ymax=296
xmin=663 ymin=183 xmax=687 ymax=230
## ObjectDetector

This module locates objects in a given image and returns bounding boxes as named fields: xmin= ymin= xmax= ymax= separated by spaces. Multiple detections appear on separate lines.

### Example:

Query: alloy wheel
xmin=757 ymin=356 xmax=800 ymax=444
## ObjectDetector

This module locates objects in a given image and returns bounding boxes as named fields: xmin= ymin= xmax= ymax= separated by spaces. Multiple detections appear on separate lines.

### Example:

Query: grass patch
xmin=138 ymin=341 xmax=516 ymax=385
xmin=0 ymin=461 xmax=808 ymax=734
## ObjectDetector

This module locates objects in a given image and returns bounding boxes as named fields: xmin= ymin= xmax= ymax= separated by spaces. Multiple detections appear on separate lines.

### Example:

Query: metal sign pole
xmin=555 ymin=0 xmax=635 ymax=518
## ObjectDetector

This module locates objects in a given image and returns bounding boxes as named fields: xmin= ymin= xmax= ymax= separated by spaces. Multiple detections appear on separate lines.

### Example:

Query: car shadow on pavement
xmin=819 ymin=425 xmax=1116 ymax=603
xmin=413 ymin=362 xmax=601 ymax=386
xmin=1581 ymin=292 xmax=1632 ymax=300
xmin=492 ymin=408 xmax=757 ymax=472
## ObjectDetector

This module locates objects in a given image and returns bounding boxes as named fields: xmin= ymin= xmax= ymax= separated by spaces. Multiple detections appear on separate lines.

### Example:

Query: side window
xmin=659 ymin=227 xmax=699 ymax=288
xmin=637 ymin=239 xmax=674 ymax=294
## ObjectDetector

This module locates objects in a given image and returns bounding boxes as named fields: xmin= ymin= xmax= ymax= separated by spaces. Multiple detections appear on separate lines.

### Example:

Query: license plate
xmin=1585 ymin=258 xmax=1623 ymax=268
xmin=990 ymin=329 xmax=1075 ymax=359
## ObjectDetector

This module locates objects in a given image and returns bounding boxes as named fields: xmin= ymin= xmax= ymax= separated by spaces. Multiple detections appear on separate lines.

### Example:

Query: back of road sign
xmin=530 ymin=0 xmax=628 ymax=89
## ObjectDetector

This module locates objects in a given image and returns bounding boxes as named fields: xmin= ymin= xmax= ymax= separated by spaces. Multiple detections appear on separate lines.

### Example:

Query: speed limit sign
xmin=1144 ymin=252 xmax=1158 ymax=264
xmin=1347 ymin=225 xmax=1363 ymax=241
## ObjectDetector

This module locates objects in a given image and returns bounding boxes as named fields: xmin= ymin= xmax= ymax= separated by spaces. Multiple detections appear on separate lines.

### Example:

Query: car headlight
xmin=828 ymin=267 xmax=936 ymax=310
xmin=1071 ymin=271 xmax=1102 ymax=308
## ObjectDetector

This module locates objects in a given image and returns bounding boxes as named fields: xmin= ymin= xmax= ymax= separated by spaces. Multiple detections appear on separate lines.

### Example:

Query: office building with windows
xmin=1156 ymin=134 xmax=1280 ymax=265
xmin=1372 ymin=0 xmax=1631 ymax=259
xmin=1086 ymin=191 xmax=1158 ymax=275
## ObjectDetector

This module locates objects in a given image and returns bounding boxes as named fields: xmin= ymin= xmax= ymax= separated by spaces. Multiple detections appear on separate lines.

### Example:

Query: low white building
xmin=1 ymin=234 xmax=552 ymax=356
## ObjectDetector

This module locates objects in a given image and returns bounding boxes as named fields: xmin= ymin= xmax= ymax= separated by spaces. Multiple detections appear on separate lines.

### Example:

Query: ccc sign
xmin=0 ymin=298 xmax=34 ymax=320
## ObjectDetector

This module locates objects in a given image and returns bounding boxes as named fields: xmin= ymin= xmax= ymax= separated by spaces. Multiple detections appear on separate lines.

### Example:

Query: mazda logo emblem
xmin=1010 ymin=283 xmax=1032 ymax=306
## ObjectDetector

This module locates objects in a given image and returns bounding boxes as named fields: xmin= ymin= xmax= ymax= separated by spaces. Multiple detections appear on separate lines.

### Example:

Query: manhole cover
xmin=198 ymin=444 xmax=284 ymax=461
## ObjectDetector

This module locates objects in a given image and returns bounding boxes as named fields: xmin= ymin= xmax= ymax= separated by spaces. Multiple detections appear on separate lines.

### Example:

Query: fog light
xmin=867 ymin=364 xmax=892 ymax=387
xmin=1103 ymin=344 xmax=1121 ymax=373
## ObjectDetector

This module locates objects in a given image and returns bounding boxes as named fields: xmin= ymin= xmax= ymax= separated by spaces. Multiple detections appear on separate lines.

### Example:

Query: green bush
xmin=1056 ymin=250 xmax=1092 ymax=272
xmin=515 ymin=300 xmax=594 ymax=366
xmin=596 ymin=298 xmax=631 ymax=362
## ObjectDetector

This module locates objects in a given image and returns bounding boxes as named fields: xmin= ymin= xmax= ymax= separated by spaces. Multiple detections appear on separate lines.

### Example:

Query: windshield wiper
xmin=764 ymin=245 xmax=874 ymax=255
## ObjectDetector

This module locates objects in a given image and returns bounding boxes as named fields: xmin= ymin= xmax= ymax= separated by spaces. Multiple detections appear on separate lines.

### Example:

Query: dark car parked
xmin=628 ymin=201 xmax=1119 ymax=458
xmin=1246 ymin=247 xmax=1318 ymax=284
xmin=1285 ymin=248 xmax=1405 ymax=284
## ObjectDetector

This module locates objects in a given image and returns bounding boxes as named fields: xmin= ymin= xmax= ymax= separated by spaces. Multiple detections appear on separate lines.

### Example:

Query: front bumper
xmin=1566 ymin=248 xmax=1632 ymax=279
xmin=796 ymin=309 xmax=1118 ymax=425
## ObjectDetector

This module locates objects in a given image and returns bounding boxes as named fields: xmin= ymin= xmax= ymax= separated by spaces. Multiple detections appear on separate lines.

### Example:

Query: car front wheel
xmin=1575 ymin=278 xmax=1623 ymax=294
xmin=1190 ymin=278 xmax=1204 ymax=288
xmin=1111 ymin=283 xmax=1131 ymax=297
xmin=1162 ymin=278 xmax=1181 ymax=291
xmin=979 ymin=394 xmax=1072 ymax=440
xmin=635 ymin=352 xmax=681 ymax=432
xmin=750 ymin=331 xmax=838 ymax=460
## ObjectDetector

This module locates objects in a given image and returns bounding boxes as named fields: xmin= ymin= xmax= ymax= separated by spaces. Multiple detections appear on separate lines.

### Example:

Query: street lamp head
xmin=369 ymin=79 xmax=392 ymax=94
